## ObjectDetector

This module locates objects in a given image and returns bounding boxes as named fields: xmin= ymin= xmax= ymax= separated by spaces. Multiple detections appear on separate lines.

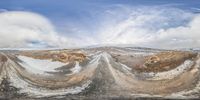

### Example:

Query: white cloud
xmin=92 ymin=6 xmax=200 ymax=49
xmin=0 ymin=11 xmax=86 ymax=48
xmin=150 ymin=14 xmax=200 ymax=48
xmin=0 ymin=6 xmax=200 ymax=49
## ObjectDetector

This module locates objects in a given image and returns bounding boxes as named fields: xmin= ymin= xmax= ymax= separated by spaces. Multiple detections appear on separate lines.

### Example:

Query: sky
xmin=0 ymin=0 xmax=200 ymax=49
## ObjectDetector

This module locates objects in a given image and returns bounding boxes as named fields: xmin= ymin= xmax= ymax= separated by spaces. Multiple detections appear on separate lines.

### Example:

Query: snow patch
xmin=7 ymin=59 xmax=91 ymax=97
xmin=120 ymin=63 xmax=132 ymax=71
xmin=147 ymin=60 xmax=194 ymax=80
xmin=17 ymin=55 xmax=67 ymax=75
xmin=70 ymin=61 xmax=82 ymax=74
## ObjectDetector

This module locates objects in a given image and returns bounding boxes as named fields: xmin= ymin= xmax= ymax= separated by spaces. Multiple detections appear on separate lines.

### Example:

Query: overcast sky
xmin=0 ymin=0 xmax=200 ymax=49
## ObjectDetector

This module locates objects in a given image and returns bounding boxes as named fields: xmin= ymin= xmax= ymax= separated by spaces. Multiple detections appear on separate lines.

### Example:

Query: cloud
xmin=149 ymin=14 xmax=200 ymax=48
xmin=0 ymin=6 xmax=200 ymax=49
xmin=91 ymin=6 xmax=200 ymax=49
xmin=0 ymin=11 xmax=81 ymax=48
xmin=0 ymin=9 xmax=7 ymax=12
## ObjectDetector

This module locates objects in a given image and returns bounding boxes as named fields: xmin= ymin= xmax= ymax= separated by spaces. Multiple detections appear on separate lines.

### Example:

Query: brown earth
xmin=0 ymin=53 xmax=7 ymax=62
xmin=140 ymin=51 xmax=198 ymax=72
xmin=19 ymin=51 xmax=86 ymax=63
xmin=112 ymin=51 xmax=198 ymax=73
xmin=0 ymin=48 xmax=200 ymax=99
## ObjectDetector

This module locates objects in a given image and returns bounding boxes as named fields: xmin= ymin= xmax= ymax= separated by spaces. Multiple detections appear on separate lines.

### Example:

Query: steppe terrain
xmin=0 ymin=47 xmax=200 ymax=100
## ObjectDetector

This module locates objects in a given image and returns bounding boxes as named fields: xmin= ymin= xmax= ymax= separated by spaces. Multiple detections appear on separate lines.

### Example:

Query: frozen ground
xmin=0 ymin=47 xmax=199 ymax=100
